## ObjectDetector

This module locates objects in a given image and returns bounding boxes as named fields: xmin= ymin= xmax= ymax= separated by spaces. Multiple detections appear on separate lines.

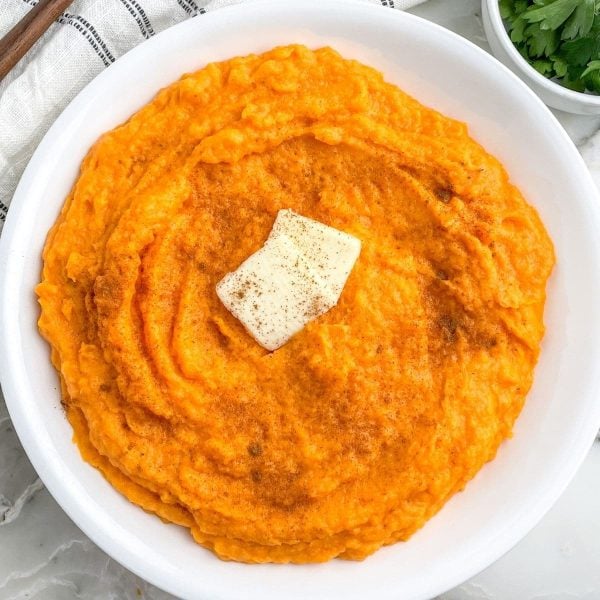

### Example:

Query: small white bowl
xmin=2 ymin=1 xmax=600 ymax=599
xmin=482 ymin=0 xmax=600 ymax=114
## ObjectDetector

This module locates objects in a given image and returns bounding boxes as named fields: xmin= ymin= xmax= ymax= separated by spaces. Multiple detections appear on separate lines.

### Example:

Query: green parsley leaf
xmin=562 ymin=77 xmax=587 ymax=90
xmin=551 ymin=55 xmax=570 ymax=75
xmin=511 ymin=16 xmax=528 ymax=43
xmin=564 ymin=62 xmax=588 ymax=89
xmin=521 ymin=0 xmax=580 ymax=31
xmin=517 ymin=42 xmax=532 ymax=60
xmin=561 ymin=0 xmax=595 ymax=39
xmin=533 ymin=58 xmax=555 ymax=73
xmin=526 ymin=22 xmax=560 ymax=55
xmin=581 ymin=58 xmax=600 ymax=76
xmin=585 ymin=68 xmax=600 ymax=91
xmin=560 ymin=35 xmax=595 ymax=65
xmin=500 ymin=0 xmax=516 ymax=19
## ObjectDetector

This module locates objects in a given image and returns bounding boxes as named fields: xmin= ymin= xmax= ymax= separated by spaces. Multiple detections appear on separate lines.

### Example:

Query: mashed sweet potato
xmin=37 ymin=45 xmax=554 ymax=563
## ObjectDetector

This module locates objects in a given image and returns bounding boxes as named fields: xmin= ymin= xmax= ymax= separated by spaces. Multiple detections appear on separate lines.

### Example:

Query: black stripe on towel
xmin=188 ymin=0 xmax=205 ymax=14
xmin=19 ymin=1 xmax=115 ymax=67
xmin=0 ymin=200 xmax=9 ymax=220
xmin=57 ymin=13 xmax=116 ymax=66
xmin=177 ymin=0 xmax=195 ymax=16
xmin=119 ymin=0 xmax=156 ymax=39
xmin=178 ymin=0 xmax=205 ymax=17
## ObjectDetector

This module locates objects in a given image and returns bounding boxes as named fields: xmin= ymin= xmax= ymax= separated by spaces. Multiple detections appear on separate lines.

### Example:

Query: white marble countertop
xmin=1 ymin=1 xmax=600 ymax=599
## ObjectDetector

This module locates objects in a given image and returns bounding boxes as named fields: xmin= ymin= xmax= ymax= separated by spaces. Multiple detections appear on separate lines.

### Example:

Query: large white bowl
xmin=2 ymin=1 xmax=600 ymax=599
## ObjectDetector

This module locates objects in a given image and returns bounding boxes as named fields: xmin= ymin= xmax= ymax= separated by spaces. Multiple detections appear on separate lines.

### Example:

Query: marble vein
xmin=0 ymin=539 xmax=93 ymax=589
xmin=0 ymin=478 xmax=43 ymax=526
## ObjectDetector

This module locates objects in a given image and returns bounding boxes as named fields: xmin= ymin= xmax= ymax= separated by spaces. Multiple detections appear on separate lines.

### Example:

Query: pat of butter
xmin=216 ymin=210 xmax=361 ymax=351
xmin=269 ymin=210 xmax=362 ymax=297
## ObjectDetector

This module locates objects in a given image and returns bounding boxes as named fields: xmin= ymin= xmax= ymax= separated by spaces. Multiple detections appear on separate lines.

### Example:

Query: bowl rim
xmin=483 ymin=0 xmax=600 ymax=107
xmin=2 ymin=1 xmax=600 ymax=599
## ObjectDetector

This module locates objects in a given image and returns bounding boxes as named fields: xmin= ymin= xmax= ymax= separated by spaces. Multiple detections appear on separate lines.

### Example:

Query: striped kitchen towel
xmin=0 ymin=0 xmax=425 ymax=232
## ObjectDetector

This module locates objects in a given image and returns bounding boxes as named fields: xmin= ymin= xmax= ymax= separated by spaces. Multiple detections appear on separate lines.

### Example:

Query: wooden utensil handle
xmin=0 ymin=0 xmax=75 ymax=82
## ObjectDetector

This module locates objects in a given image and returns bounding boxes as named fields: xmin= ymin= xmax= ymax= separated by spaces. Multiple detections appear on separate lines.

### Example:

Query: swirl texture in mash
xmin=37 ymin=45 xmax=555 ymax=563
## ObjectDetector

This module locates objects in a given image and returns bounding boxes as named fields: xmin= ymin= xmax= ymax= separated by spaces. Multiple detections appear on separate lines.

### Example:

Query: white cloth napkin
xmin=0 ymin=0 xmax=424 ymax=229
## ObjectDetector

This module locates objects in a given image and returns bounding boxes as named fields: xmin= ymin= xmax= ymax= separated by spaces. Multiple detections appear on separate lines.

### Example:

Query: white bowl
xmin=2 ymin=1 xmax=600 ymax=599
xmin=482 ymin=0 xmax=600 ymax=114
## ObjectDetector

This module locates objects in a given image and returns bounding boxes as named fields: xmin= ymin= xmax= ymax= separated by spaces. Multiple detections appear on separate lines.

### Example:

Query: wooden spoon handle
xmin=0 ymin=0 xmax=75 ymax=82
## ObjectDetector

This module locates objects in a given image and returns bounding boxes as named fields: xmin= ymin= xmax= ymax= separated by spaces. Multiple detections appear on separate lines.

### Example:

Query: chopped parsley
xmin=500 ymin=0 xmax=600 ymax=93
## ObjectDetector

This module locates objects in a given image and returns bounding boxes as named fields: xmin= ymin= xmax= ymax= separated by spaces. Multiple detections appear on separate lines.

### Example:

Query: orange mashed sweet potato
xmin=37 ymin=45 xmax=555 ymax=563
